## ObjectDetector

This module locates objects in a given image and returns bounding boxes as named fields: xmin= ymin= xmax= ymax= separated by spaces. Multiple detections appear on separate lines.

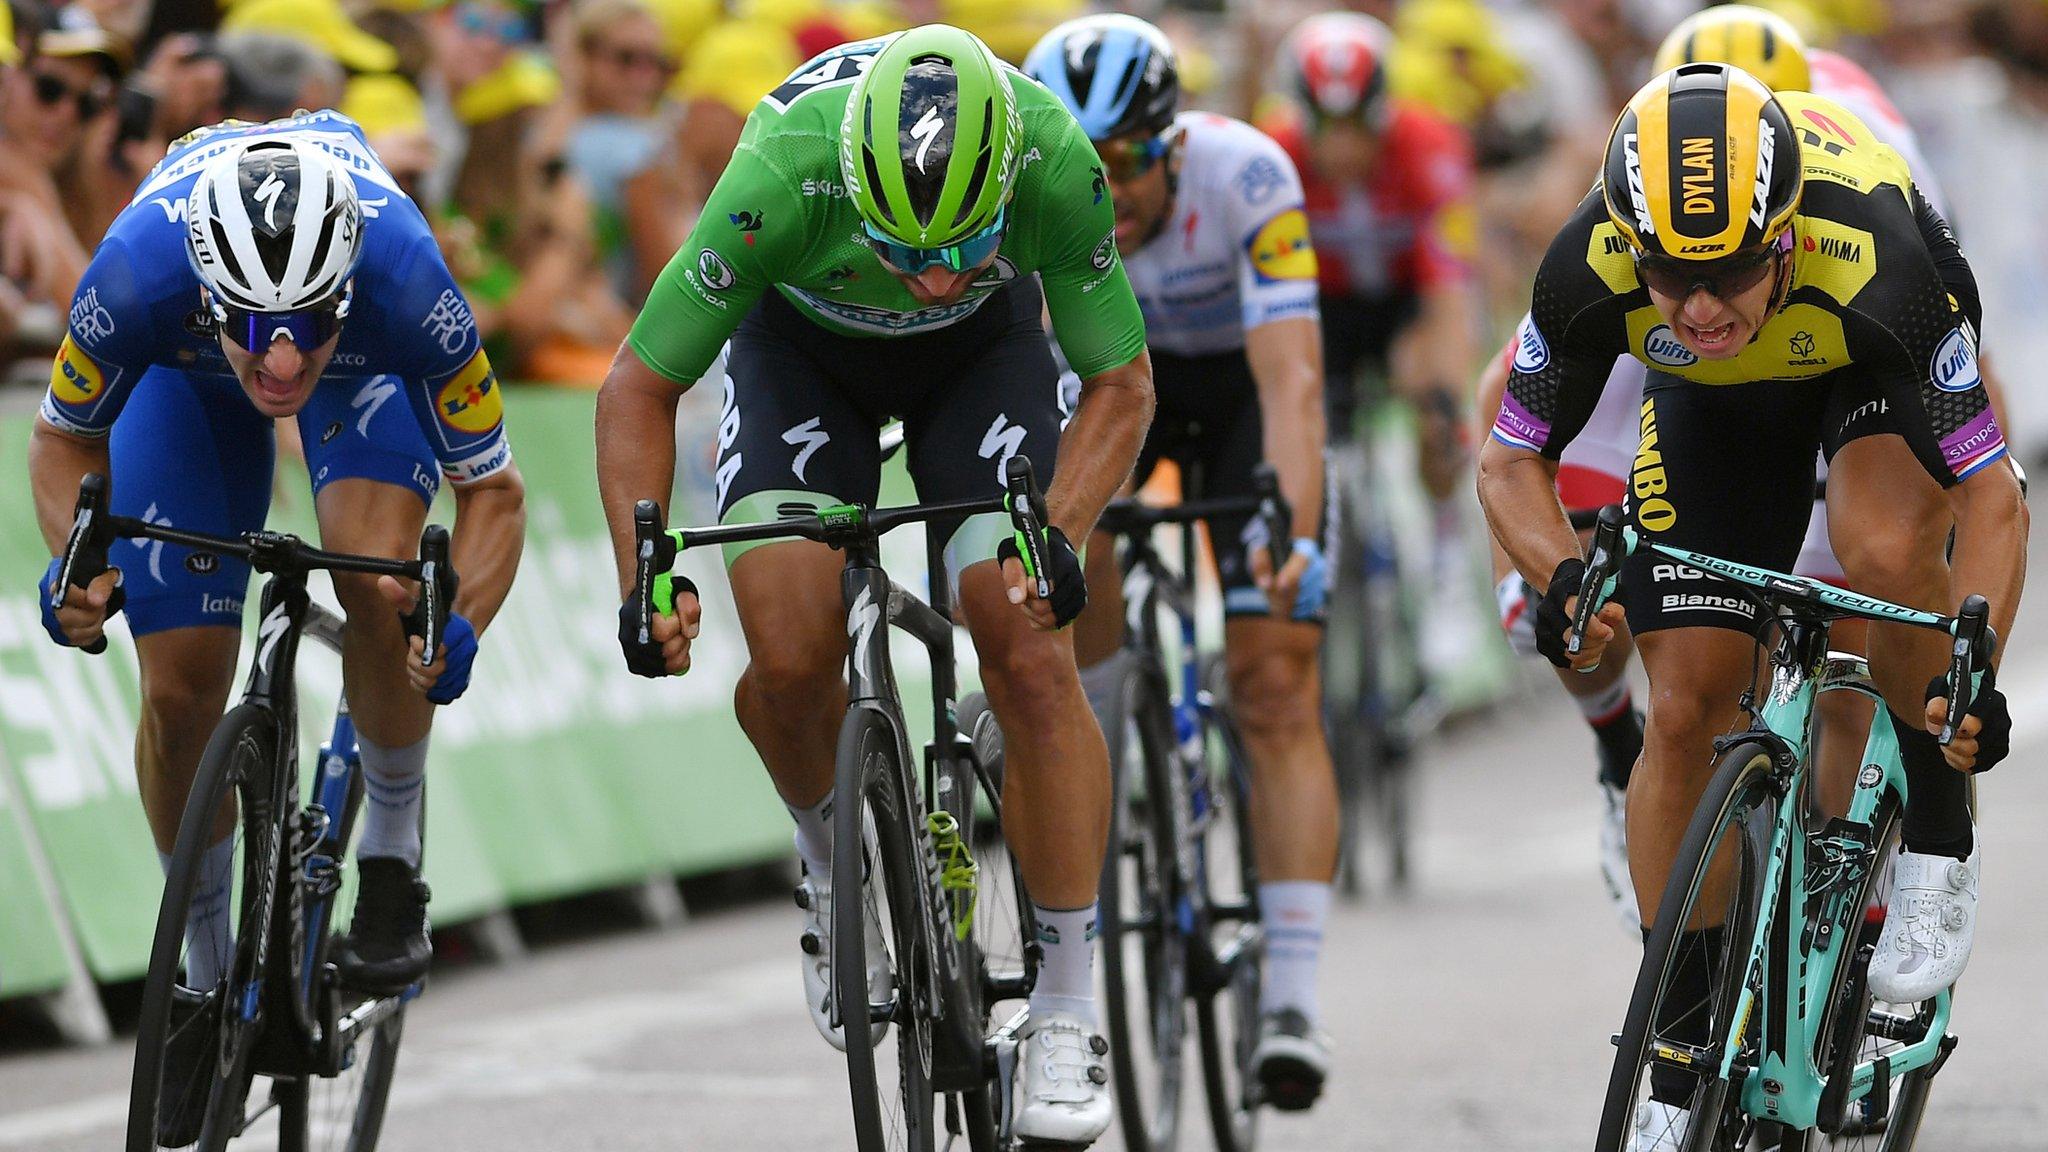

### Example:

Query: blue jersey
xmin=42 ymin=111 xmax=512 ymax=485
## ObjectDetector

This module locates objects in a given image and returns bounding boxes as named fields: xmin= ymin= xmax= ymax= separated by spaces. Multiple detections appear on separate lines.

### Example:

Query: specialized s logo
xmin=910 ymin=105 xmax=945 ymax=172
xmin=847 ymin=585 xmax=880 ymax=677
xmin=1930 ymin=327 xmax=1980 ymax=393
xmin=437 ymin=352 xmax=504 ymax=434
xmin=1511 ymin=314 xmax=1549 ymax=374
xmin=1247 ymin=209 xmax=1316 ymax=283
xmin=51 ymin=336 xmax=106 ymax=404
xmin=698 ymin=249 xmax=736 ymax=291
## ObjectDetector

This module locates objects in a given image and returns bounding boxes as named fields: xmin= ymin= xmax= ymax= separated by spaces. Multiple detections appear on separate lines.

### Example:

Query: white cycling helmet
xmin=185 ymin=137 xmax=363 ymax=314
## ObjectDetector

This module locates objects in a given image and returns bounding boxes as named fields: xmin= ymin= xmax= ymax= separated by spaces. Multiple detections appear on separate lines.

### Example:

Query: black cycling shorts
xmin=1320 ymin=291 xmax=1418 ymax=441
xmin=714 ymin=280 xmax=1063 ymax=573
xmin=1138 ymin=349 xmax=1331 ymax=622
xmin=1621 ymin=366 xmax=1901 ymax=636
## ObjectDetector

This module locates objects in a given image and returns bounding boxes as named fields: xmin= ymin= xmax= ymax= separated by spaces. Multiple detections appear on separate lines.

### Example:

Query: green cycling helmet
xmin=842 ymin=24 xmax=1021 ymax=252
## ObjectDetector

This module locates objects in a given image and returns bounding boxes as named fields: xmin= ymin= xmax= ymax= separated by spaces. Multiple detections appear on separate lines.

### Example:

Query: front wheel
xmin=834 ymin=706 xmax=937 ymax=1152
xmin=1196 ymin=687 xmax=1262 ymax=1152
xmin=1595 ymin=740 xmax=1778 ymax=1152
xmin=128 ymin=705 xmax=280 ymax=1152
xmin=1097 ymin=658 xmax=1189 ymax=1152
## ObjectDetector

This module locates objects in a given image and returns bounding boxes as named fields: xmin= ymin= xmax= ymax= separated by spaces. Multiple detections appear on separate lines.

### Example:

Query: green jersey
xmin=628 ymin=37 xmax=1148 ymax=385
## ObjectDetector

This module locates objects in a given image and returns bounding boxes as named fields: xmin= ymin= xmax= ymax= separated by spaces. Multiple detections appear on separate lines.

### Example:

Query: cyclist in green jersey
xmin=595 ymin=26 xmax=1152 ymax=1145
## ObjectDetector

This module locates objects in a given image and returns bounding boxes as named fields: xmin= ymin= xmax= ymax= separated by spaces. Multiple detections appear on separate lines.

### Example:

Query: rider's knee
xmin=740 ymin=630 xmax=845 ymax=702
xmin=1226 ymin=646 xmax=1319 ymax=738
xmin=329 ymin=570 xmax=401 ymax=638
xmin=977 ymin=631 xmax=1072 ymax=722
xmin=1832 ymin=516 xmax=1946 ymax=598
xmin=139 ymin=664 xmax=234 ymax=751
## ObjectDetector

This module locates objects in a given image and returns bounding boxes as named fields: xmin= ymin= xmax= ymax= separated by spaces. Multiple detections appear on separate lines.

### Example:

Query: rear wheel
xmin=274 ymin=1007 xmax=406 ymax=1152
xmin=1800 ymin=788 xmax=1945 ymax=1152
xmin=1595 ymin=741 xmax=1777 ymax=1152
xmin=128 ymin=705 xmax=281 ymax=1152
xmin=835 ymin=706 xmax=937 ymax=1152
xmin=1096 ymin=660 xmax=1189 ymax=1152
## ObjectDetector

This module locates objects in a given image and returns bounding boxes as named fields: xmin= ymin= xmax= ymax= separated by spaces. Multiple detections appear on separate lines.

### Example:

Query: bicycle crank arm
xmin=987 ymin=1005 xmax=1030 ymax=1146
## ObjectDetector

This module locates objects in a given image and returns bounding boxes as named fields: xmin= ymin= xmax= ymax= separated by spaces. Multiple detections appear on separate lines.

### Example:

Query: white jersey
xmin=1120 ymin=112 xmax=1320 ymax=357
xmin=1547 ymin=55 xmax=1941 ymax=582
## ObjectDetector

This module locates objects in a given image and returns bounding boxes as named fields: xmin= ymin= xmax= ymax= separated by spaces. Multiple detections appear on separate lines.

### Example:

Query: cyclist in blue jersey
xmin=27 ymin=113 xmax=527 ymax=1072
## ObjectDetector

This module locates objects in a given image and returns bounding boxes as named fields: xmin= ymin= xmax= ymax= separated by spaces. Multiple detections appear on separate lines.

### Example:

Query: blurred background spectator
xmin=0 ymin=0 xmax=2044 ymax=456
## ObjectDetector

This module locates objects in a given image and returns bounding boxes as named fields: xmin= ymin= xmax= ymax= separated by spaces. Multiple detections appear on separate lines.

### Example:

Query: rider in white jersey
xmin=1028 ymin=14 xmax=1342 ymax=1111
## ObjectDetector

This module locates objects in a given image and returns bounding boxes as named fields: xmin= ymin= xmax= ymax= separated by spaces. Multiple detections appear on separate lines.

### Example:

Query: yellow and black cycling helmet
xmin=1653 ymin=4 xmax=1811 ymax=94
xmin=1602 ymin=63 xmax=1801 ymax=265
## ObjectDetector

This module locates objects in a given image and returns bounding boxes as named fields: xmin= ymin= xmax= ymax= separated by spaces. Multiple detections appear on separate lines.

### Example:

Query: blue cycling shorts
xmin=110 ymin=368 xmax=439 ymax=637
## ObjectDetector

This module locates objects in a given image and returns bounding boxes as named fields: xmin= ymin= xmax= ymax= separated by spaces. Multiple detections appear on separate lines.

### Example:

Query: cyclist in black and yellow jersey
xmin=1477 ymin=63 xmax=2026 ymax=1149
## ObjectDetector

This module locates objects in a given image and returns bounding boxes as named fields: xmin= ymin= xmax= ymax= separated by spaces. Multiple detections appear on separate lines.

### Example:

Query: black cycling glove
xmin=1926 ymin=666 xmax=2011 ymax=773
xmin=998 ymin=526 xmax=1087 ymax=628
xmin=1533 ymin=557 xmax=1588 ymax=669
xmin=617 ymin=574 xmax=698 ymax=678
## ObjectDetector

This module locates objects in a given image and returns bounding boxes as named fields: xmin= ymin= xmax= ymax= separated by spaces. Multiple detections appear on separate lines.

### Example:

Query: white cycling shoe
xmin=1868 ymin=842 xmax=1980 ymax=1004
xmin=1012 ymin=1011 xmax=1112 ymax=1147
xmin=1632 ymin=1101 xmax=1689 ymax=1151
xmin=1599 ymin=782 xmax=1640 ymax=932
xmin=796 ymin=873 xmax=892 ymax=1052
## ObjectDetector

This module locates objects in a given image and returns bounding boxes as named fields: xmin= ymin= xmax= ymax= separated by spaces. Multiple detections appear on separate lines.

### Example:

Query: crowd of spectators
xmin=2 ymin=0 xmax=2046 ymax=445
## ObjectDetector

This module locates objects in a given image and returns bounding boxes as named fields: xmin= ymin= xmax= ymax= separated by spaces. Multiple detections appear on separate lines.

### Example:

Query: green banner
xmin=0 ymin=765 xmax=73 ymax=1000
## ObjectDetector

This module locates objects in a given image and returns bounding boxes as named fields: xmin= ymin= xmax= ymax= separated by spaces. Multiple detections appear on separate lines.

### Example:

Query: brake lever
xmin=1940 ymin=594 xmax=1994 ymax=746
xmin=1251 ymin=463 xmax=1291 ymax=578
xmin=57 ymin=473 xmax=118 ymax=655
xmin=1566 ymin=503 xmax=1632 ymax=661
xmin=407 ymin=525 xmax=457 ymax=666
xmin=1004 ymin=455 xmax=1051 ymax=600
xmin=632 ymin=499 xmax=682 ymax=636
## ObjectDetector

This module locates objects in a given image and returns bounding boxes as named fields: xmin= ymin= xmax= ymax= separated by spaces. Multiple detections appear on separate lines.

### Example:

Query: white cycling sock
xmin=355 ymin=734 xmax=427 ymax=868
xmin=163 ymin=839 xmax=236 ymax=990
xmin=1258 ymin=880 xmax=1331 ymax=1021
xmin=1573 ymin=677 xmax=1632 ymax=727
xmin=787 ymin=793 xmax=834 ymax=880
xmin=1028 ymin=901 xmax=1099 ymax=1024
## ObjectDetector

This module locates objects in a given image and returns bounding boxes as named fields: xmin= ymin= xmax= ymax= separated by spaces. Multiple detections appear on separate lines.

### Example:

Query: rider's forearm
xmin=595 ymin=343 xmax=686 ymax=598
xmin=1476 ymin=438 xmax=1577 ymax=593
xmin=1946 ymin=460 xmax=2028 ymax=667
xmin=1050 ymin=351 xmax=1154 ymax=541
xmin=28 ymin=418 xmax=111 ymax=556
xmin=448 ymin=466 xmax=526 ymax=634
xmin=1246 ymin=318 xmax=1325 ymax=534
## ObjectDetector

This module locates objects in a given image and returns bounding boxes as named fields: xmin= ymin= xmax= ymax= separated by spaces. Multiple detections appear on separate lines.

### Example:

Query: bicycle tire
xmin=834 ymin=705 xmax=937 ymax=1152
xmin=1595 ymin=740 xmax=1778 ymax=1152
xmin=1196 ymin=688 xmax=1262 ymax=1152
xmin=274 ymin=1007 xmax=406 ymax=1152
xmin=1097 ymin=658 xmax=1190 ymax=1152
xmin=127 ymin=704 xmax=280 ymax=1152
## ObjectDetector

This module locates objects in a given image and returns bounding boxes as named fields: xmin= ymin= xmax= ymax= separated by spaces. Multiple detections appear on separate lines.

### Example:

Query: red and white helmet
xmin=1277 ymin=12 xmax=1394 ymax=128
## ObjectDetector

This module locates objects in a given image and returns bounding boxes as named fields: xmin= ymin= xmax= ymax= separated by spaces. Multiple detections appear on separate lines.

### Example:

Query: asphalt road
xmin=4 ymin=655 xmax=2047 ymax=1151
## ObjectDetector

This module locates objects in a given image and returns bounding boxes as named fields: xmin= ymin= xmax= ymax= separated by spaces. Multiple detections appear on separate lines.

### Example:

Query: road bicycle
xmin=1089 ymin=466 xmax=1290 ymax=1152
xmin=1573 ymin=507 xmax=1985 ymax=1151
xmin=630 ymin=456 xmax=1054 ymax=1151
xmin=47 ymin=474 xmax=456 ymax=1152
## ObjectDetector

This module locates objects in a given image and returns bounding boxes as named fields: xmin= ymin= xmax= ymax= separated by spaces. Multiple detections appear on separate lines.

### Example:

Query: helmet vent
xmin=950 ymin=100 xmax=994 ymax=232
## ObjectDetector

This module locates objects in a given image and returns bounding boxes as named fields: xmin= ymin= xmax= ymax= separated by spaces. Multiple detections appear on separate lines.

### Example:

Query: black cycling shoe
xmin=156 ymin=985 xmax=222 ymax=1148
xmin=1250 ymin=1008 xmax=1330 ymax=1112
xmin=330 ymin=857 xmax=433 ymax=995
xmin=1595 ymin=708 xmax=1645 ymax=791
